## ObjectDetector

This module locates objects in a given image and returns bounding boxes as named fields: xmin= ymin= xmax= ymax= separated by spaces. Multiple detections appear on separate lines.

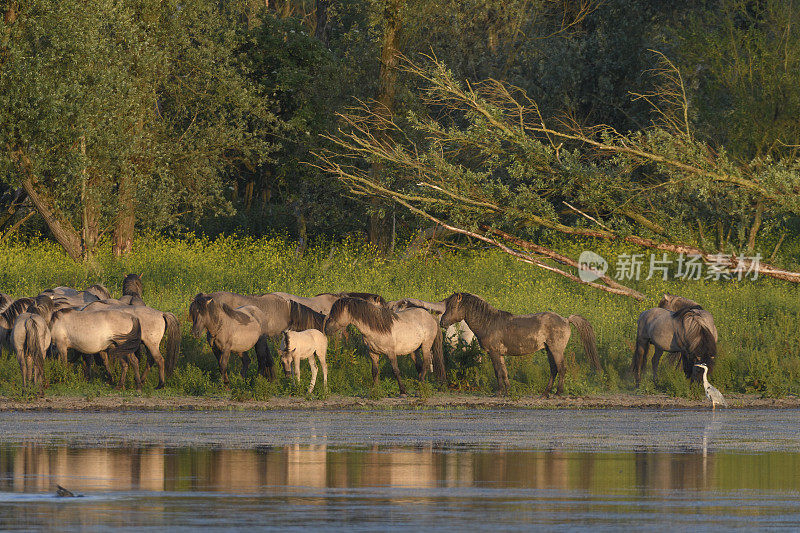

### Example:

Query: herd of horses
xmin=0 ymin=276 xmax=719 ymax=397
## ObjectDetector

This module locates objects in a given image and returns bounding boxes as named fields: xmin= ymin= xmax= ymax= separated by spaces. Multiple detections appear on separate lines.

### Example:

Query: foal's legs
xmin=293 ymin=352 xmax=302 ymax=385
xmin=307 ymin=356 xmax=318 ymax=394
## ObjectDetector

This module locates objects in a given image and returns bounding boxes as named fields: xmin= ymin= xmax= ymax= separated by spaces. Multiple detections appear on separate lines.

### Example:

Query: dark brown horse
xmin=119 ymin=273 xmax=146 ymax=306
xmin=440 ymin=292 xmax=601 ymax=396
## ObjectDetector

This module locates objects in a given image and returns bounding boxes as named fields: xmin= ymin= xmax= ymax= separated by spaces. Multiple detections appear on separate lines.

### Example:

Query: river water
xmin=0 ymin=409 xmax=799 ymax=531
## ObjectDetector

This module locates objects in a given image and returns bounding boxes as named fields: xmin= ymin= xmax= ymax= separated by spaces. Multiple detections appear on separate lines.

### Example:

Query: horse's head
xmin=122 ymin=273 xmax=144 ymax=298
xmin=440 ymin=293 xmax=465 ymax=328
xmin=278 ymin=331 xmax=293 ymax=377
xmin=323 ymin=299 xmax=349 ymax=336
xmin=189 ymin=293 xmax=215 ymax=337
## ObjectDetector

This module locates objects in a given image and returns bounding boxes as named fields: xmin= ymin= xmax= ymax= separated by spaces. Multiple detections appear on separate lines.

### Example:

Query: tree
xmin=0 ymin=0 xmax=279 ymax=260
xmin=315 ymin=56 xmax=800 ymax=297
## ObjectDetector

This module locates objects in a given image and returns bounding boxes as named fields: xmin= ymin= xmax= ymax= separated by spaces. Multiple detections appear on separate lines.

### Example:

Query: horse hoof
xmin=155 ymin=383 xmax=165 ymax=390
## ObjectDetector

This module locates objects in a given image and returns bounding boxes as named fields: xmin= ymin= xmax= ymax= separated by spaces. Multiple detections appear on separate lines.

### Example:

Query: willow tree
xmin=315 ymin=55 xmax=800 ymax=298
xmin=0 ymin=0 xmax=278 ymax=260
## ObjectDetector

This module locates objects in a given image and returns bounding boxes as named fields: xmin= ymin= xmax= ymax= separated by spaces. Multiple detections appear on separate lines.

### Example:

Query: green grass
xmin=1 ymin=233 xmax=799 ymax=399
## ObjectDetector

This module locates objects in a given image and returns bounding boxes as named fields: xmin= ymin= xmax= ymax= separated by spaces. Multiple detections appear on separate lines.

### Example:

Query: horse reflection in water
xmin=0 ymin=442 xmax=725 ymax=495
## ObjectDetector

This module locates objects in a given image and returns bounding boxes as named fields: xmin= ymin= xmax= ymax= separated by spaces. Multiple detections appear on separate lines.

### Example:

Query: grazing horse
xmin=633 ymin=294 xmax=718 ymax=386
xmin=440 ymin=293 xmax=601 ymax=396
xmin=9 ymin=296 xmax=55 ymax=393
xmin=50 ymin=308 xmax=144 ymax=390
xmin=279 ymin=329 xmax=328 ymax=393
xmin=324 ymin=297 xmax=445 ymax=395
xmin=273 ymin=291 xmax=386 ymax=315
xmin=189 ymin=294 xmax=276 ymax=384
xmin=81 ymin=300 xmax=180 ymax=387
xmin=389 ymin=298 xmax=477 ymax=351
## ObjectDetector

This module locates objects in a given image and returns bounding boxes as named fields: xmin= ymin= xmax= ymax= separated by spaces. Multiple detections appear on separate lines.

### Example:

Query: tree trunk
xmin=314 ymin=0 xmax=329 ymax=46
xmin=11 ymin=148 xmax=83 ymax=261
xmin=80 ymin=135 xmax=99 ymax=260
xmin=113 ymin=171 xmax=136 ymax=256
xmin=21 ymin=178 xmax=83 ymax=261
xmin=369 ymin=0 xmax=405 ymax=252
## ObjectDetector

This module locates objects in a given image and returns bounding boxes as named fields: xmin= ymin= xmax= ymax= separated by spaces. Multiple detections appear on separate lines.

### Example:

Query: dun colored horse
xmin=633 ymin=293 xmax=718 ymax=386
xmin=440 ymin=292 xmax=601 ymax=396
xmin=324 ymin=297 xmax=445 ymax=395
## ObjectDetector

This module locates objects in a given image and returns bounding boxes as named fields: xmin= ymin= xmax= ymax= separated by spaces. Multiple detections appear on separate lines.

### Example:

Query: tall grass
xmin=1 ymin=233 xmax=799 ymax=398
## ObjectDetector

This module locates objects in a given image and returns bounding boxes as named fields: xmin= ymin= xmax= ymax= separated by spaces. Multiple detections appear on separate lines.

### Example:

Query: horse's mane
xmin=31 ymin=295 xmax=55 ymax=319
xmin=449 ymin=292 xmax=511 ymax=323
xmin=189 ymin=293 xmax=212 ymax=325
xmin=0 ymin=292 xmax=12 ymax=313
xmin=0 ymin=297 xmax=34 ymax=325
xmin=86 ymin=284 xmax=111 ymax=299
xmin=122 ymin=274 xmax=143 ymax=297
xmin=50 ymin=307 xmax=75 ymax=325
xmin=328 ymin=297 xmax=397 ymax=333
xmin=289 ymin=300 xmax=325 ymax=331
xmin=318 ymin=291 xmax=387 ymax=306
xmin=671 ymin=304 xmax=703 ymax=320
xmin=221 ymin=303 xmax=252 ymax=325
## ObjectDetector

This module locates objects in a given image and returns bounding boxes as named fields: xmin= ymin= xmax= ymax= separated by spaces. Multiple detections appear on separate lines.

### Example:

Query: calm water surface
xmin=0 ymin=409 xmax=798 ymax=531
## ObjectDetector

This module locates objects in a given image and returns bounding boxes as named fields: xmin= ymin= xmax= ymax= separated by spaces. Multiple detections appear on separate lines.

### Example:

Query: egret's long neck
xmin=702 ymin=367 xmax=709 ymax=386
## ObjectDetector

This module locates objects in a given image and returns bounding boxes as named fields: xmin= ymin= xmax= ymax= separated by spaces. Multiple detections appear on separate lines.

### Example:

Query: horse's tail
xmin=682 ymin=312 xmax=717 ymax=377
xmin=109 ymin=317 xmax=142 ymax=359
xmin=568 ymin=315 xmax=602 ymax=373
xmin=163 ymin=312 xmax=180 ymax=377
xmin=431 ymin=324 xmax=447 ymax=384
xmin=23 ymin=318 xmax=46 ymax=383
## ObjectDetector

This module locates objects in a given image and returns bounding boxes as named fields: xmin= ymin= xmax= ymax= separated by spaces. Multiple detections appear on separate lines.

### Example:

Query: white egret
xmin=694 ymin=363 xmax=727 ymax=410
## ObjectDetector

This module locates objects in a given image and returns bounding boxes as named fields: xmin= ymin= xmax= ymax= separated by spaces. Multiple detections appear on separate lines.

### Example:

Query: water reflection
xmin=2 ymin=442 xmax=800 ymax=494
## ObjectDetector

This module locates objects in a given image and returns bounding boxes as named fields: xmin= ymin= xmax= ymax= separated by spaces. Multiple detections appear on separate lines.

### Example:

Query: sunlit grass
xmin=1 ymin=233 xmax=799 ymax=398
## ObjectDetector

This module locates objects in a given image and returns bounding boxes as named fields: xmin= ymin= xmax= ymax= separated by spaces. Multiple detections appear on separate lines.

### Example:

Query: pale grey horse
xmin=50 ymin=308 xmax=144 ymax=390
xmin=389 ymin=298 xmax=476 ymax=351
xmin=632 ymin=293 xmax=718 ymax=386
xmin=440 ymin=292 xmax=601 ymax=396
xmin=81 ymin=300 xmax=180 ymax=388
xmin=189 ymin=293 xmax=275 ymax=385
xmin=279 ymin=329 xmax=328 ymax=394
xmin=41 ymin=284 xmax=111 ymax=309
xmin=10 ymin=296 xmax=55 ymax=393
xmin=324 ymin=297 xmax=445 ymax=395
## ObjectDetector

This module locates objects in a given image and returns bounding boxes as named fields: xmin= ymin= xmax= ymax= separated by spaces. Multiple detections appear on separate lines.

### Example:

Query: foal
xmin=278 ymin=329 xmax=328 ymax=394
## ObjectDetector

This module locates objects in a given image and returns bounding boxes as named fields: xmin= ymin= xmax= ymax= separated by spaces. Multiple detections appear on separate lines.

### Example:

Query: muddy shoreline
xmin=0 ymin=393 xmax=798 ymax=411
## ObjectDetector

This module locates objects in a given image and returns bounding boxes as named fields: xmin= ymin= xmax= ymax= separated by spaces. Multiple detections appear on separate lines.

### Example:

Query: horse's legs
xmin=633 ymin=337 xmax=650 ymax=387
xmin=219 ymin=350 xmax=231 ymax=385
xmin=368 ymin=351 xmax=381 ymax=386
xmin=307 ymin=356 xmax=318 ymax=394
xmin=143 ymin=341 xmax=166 ymax=389
xmin=488 ymin=352 xmax=507 ymax=395
xmin=17 ymin=353 xmax=27 ymax=391
xmin=117 ymin=357 xmax=128 ymax=390
xmin=255 ymin=336 xmax=274 ymax=381
xmin=82 ymin=353 xmax=95 ymax=381
xmin=550 ymin=346 xmax=567 ymax=396
xmin=127 ymin=353 xmax=142 ymax=392
xmin=544 ymin=346 xmax=558 ymax=398
xmin=388 ymin=354 xmax=407 ymax=396
xmin=241 ymin=352 xmax=251 ymax=379
xmin=652 ymin=347 xmax=664 ymax=386
xmin=413 ymin=347 xmax=424 ymax=379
